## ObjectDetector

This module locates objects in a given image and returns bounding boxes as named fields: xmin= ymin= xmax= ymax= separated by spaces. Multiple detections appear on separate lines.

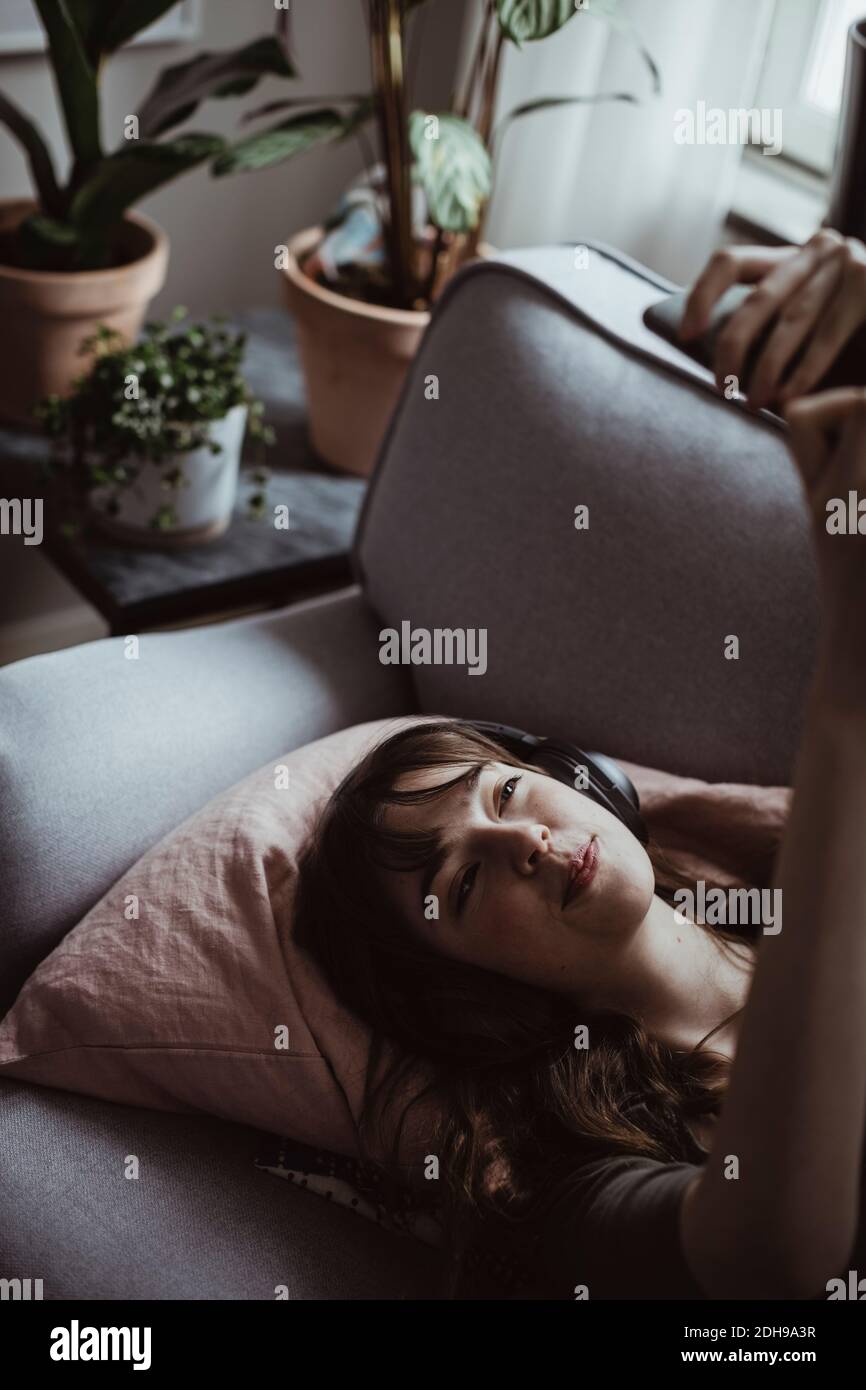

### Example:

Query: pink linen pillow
xmin=0 ymin=715 xmax=436 ymax=1164
xmin=0 ymin=711 xmax=789 ymax=1171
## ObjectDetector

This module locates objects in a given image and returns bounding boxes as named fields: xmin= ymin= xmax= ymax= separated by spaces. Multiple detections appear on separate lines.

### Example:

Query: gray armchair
xmin=0 ymin=243 xmax=817 ymax=1299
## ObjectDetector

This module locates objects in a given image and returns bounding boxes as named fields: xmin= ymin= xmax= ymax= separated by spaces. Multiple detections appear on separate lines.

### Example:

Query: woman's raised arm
xmin=680 ymin=388 xmax=866 ymax=1300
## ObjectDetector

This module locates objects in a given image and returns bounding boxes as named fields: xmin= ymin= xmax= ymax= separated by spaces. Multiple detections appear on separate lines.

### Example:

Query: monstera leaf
xmin=496 ymin=0 xmax=580 ymax=44
xmin=409 ymin=111 xmax=492 ymax=233
xmin=136 ymin=38 xmax=296 ymax=140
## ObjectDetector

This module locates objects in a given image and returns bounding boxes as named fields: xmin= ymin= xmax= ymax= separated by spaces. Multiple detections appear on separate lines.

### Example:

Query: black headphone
xmin=465 ymin=719 xmax=648 ymax=845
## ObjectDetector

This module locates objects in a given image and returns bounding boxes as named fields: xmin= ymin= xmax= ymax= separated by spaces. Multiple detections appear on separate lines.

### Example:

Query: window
xmin=752 ymin=0 xmax=862 ymax=174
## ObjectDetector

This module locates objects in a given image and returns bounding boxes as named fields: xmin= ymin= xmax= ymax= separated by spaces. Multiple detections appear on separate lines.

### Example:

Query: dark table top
xmin=0 ymin=310 xmax=368 ymax=633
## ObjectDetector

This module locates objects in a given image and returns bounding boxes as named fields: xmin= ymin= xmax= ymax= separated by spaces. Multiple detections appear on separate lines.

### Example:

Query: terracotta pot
xmin=0 ymin=200 xmax=169 ymax=426
xmin=88 ymin=405 xmax=249 ymax=548
xmin=280 ymin=226 xmax=430 ymax=477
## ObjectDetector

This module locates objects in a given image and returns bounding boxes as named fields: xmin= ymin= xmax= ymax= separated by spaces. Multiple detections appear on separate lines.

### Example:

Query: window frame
xmin=750 ymin=0 xmax=855 ymax=176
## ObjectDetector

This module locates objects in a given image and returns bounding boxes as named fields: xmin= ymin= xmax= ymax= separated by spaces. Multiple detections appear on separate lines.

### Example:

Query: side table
xmin=1 ymin=309 xmax=367 ymax=641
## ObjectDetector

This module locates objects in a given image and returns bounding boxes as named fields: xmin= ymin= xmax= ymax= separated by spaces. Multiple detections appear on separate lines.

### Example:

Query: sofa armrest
xmin=0 ymin=584 xmax=413 ymax=1011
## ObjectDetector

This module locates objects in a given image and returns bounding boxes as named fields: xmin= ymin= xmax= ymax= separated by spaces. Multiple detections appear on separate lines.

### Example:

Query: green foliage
xmin=409 ymin=112 xmax=492 ymax=233
xmin=33 ymin=0 xmax=102 ymax=167
xmin=0 ymin=92 xmax=63 ymax=216
xmin=70 ymin=135 xmax=227 ymax=238
xmin=213 ymin=104 xmax=369 ymax=177
xmin=229 ymin=0 xmax=658 ymax=309
xmin=496 ymin=0 xmax=581 ymax=45
xmin=36 ymin=312 xmax=274 ymax=516
xmin=136 ymin=38 xmax=295 ymax=139
xmin=0 ymin=3 xmax=296 ymax=272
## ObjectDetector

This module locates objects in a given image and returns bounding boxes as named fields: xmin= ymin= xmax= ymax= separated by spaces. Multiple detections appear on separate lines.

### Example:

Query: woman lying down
xmin=294 ymin=231 xmax=866 ymax=1301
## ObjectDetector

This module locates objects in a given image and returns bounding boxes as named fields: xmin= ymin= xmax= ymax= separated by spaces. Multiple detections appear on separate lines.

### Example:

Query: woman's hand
xmin=680 ymin=231 xmax=866 ymax=411
xmin=786 ymin=387 xmax=866 ymax=708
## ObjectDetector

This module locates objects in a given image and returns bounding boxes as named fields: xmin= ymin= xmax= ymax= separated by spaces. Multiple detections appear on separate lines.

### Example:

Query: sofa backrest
xmin=353 ymin=242 xmax=818 ymax=787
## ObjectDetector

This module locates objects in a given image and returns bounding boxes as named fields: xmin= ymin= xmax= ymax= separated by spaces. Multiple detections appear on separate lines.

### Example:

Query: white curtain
xmin=472 ymin=0 xmax=777 ymax=283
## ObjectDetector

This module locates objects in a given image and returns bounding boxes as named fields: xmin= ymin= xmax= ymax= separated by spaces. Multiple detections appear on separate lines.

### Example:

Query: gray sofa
xmin=0 ymin=243 xmax=818 ymax=1299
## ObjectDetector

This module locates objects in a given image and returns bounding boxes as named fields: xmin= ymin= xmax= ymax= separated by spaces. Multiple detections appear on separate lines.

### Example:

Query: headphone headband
xmin=465 ymin=719 xmax=648 ymax=845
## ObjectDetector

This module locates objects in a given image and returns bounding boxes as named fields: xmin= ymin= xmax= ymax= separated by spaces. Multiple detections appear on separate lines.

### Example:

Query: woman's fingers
xmin=713 ymin=231 xmax=845 ymax=392
xmin=784 ymin=388 xmax=866 ymax=499
xmin=679 ymin=245 xmax=795 ymax=341
xmin=778 ymin=240 xmax=866 ymax=403
xmin=746 ymin=253 xmax=845 ymax=409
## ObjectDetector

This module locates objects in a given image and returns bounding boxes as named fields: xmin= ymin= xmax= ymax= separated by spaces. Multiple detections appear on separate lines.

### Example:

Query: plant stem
xmin=476 ymin=23 xmax=505 ymax=150
xmin=369 ymin=0 xmax=415 ymax=308
xmin=462 ymin=16 xmax=505 ymax=262
xmin=457 ymin=0 xmax=495 ymax=122
xmin=423 ymin=225 xmax=446 ymax=304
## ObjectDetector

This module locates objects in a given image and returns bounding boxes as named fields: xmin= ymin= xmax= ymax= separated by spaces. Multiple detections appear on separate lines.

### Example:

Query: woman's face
xmin=380 ymin=759 xmax=657 ymax=1004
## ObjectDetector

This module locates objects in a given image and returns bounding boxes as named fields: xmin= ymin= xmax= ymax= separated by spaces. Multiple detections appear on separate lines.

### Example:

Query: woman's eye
xmin=500 ymin=774 xmax=521 ymax=810
xmin=456 ymin=777 xmax=522 ymax=914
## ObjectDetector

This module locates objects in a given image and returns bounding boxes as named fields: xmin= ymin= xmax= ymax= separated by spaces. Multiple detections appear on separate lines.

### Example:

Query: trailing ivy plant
xmin=0 ymin=1 xmax=295 ymax=271
xmin=211 ymin=0 xmax=660 ymax=310
xmin=36 ymin=309 xmax=273 ymax=534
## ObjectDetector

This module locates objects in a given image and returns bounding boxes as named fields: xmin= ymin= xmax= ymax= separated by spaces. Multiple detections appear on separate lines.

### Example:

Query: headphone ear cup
xmin=535 ymin=739 xmax=648 ymax=845
xmin=461 ymin=719 xmax=648 ymax=844
xmin=584 ymin=750 xmax=642 ymax=817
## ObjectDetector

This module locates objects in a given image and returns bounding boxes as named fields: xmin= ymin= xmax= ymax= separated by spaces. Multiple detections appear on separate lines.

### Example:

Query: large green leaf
xmin=213 ymin=104 xmax=371 ymax=176
xmin=69 ymin=133 xmax=226 ymax=229
xmin=137 ymin=37 xmax=296 ymax=140
xmin=0 ymin=92 xmax=64 ymax=216
xmin=99 ymin=1 xmax=183 ymax=55
xmin=62 ymin=1 xmax=183 ymax=60
xmin=16 ymin=212 xmax=83 ymax=271
xmin=33 ymin=0 xmax=101 ymax=166
xmin=496 ymin=0 xmax=579 ymax=44
xmin=409 ymin=111 xmax=492 ymax=233
xmin=64 ymin=1 xmax=109 ymax=57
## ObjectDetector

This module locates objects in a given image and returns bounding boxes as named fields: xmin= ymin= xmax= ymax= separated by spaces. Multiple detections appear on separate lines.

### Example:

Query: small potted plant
xmin=210 ymin=0 xmax=660 ymax=475
xmin=36 ymin=309 xmax=274 ymax=546
xmin=0 ymin=2 xmax=295 ymax=422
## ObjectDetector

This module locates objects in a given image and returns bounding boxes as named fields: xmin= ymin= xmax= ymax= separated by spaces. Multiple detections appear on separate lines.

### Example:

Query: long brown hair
xmin=292 ymin=719 xmax=758 ymax=1295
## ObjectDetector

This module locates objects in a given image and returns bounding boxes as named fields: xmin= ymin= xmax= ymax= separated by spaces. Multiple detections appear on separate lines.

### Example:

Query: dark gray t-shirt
xmin=523 ymin=1155 xmax=706 ymax=1300
xmin=489 ymin=1153 xmax=866 ymax=1300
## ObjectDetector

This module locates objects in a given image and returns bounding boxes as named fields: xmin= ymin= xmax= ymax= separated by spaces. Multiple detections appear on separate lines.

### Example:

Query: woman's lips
xmin=562 ymin=838 xmax=599 ymax=908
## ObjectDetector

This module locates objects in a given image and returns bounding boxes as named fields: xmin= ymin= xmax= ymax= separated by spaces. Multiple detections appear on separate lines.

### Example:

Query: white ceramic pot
xmin=89 ymin=404 xmax=248 ymax=545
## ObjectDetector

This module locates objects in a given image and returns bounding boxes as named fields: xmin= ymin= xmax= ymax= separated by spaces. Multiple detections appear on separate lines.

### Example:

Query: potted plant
xmin=36 ymin=309 xmax=274 ymax=546
xmin=0 ymin=1 xmax=295 ymax=423
xmin=210 ymin=0 xmax=660 ymax=475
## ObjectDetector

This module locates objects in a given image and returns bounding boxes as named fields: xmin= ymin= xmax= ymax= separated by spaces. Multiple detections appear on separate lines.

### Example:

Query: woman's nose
xmin=491 ymin=821 xmax=551 ymax=873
